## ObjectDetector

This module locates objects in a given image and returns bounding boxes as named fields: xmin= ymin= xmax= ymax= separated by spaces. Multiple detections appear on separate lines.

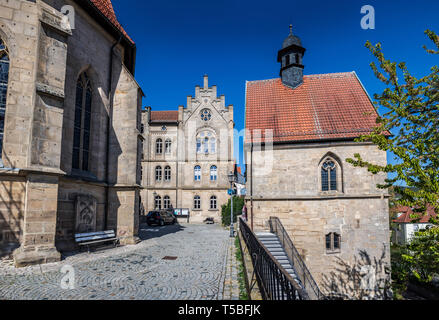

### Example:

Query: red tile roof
xmin=150 ymin=111 xmax=179 ymax=123
xmin=245 ymin=72 xmax=383 ymax=143
xmin=393 ymin=205 xmax=437 ymax=224
xmin=89 ymin=0 xmax=134 ymax=44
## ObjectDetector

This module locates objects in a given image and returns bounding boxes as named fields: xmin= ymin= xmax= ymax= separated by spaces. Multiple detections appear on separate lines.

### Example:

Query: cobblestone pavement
xmin=0 ymin=223 xmax=238 ymax=300
xmin=222 ymin=237 xmax=240 ymax=300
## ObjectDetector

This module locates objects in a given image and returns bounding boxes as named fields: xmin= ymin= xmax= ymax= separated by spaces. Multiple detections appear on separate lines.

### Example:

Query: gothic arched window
xmin=0 ymin=38 xmax=9 ymax=160
xmin=210 ymin=165 xmax=217 ymax=181
xmin=196 ymin=131 xmax=216 ymax=154
xmin=210 ymin=196 xmax=217 ymax=210
xmin=321 ymin=159 xmax=337 ymax=192
xmin=165 ymin=139 xmax=172 ymax=154
xmin=164 ymin=196 xmax=171 ymax=209
xmin=194 ymin=165 xmax=201 ymax=181
xmin=164 ymin=166 xmax=171 ymax=181
xmin=155 ymin=166 xmax=162 ymax=181
xmin=194 ymin=195 xmax=201 ymax=210
xmin=156 ymin=138 xmax=163 ymax=154
xmin=72 ymin=72 xmax=92 ymax=171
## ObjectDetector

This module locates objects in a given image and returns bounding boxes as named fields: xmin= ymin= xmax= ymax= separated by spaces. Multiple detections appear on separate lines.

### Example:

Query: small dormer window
xmin=285 ymin=54 xmax=290 ymax=66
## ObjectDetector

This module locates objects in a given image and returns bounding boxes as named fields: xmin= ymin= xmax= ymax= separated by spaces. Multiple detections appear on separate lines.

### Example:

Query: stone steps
xmin=256 ymin=232 xmax=304 ymax=293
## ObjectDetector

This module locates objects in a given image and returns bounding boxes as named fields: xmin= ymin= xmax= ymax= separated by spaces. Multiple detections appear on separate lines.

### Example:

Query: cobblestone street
xmin=0 ymin=223 xmax=239 ymax=300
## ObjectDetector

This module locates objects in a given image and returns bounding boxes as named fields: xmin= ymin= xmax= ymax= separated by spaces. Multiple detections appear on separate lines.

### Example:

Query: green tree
xmin=346 ymin=30 xmax=439 ymax=223
xmin=221 ymin=196 xmax=244 ymax=227
xmin=402 ymin=227 xmax=439 ymax=284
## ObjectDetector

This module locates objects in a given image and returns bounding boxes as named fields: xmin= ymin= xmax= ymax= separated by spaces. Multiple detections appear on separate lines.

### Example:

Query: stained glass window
xmin=72 ymin=73 xmax=92 ymax=171
xmin=321 ymin=159 xmax=337 ymax=192
xmin=0 ymin=38 xmax=9 ymax=160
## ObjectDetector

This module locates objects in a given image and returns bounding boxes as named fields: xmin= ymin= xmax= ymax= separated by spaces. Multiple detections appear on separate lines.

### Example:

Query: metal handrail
xmin=239 ymin=217 xmax=310 ymax=300
xmin=268 ymin=216 xmax=325 ymax=300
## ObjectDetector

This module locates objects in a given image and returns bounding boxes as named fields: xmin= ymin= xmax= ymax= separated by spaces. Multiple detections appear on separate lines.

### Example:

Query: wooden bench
xmin=74 ymin=230 xmax=119 ymax=252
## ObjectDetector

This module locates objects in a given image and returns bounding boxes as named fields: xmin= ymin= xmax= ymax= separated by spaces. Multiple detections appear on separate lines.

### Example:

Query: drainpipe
xmin=104 ymin=34 xmax=123 ymax=230
xmin=250 ymin=142 xmax=254 ymax=231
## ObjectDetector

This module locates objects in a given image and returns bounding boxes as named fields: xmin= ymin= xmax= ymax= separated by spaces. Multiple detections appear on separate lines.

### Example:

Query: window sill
xmin=325 ymin=250 xmax=341 ymax=255
xmin=71 ymin=169 xmax=98 ymax=181
xmin=319 ymin=191 xmax=342 ymax=196
xmin=192 ymin=209 xmax=202 ymax=211
xmin=209 ymin=209 xmax=219 ymax=211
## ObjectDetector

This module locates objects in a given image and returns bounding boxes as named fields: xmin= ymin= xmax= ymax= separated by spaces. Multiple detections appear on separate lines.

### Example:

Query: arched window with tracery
xmin=0 ymin=38 xmax=9 ymax=160
xmin=72 ymin=72 xmax=92 ymax=171
xmin=321 ymin=158 xmax=338 ymax=192
xmin=196 ymin=131 xmax=216 ymax=154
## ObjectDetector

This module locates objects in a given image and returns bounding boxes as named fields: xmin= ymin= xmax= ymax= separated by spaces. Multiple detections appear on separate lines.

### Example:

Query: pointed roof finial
xmin=289 ymin=24 xmax=293 ymax=35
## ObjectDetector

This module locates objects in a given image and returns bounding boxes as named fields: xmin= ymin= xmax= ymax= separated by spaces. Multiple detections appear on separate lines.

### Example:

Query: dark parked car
xmin=146 ymin=210 xmax=176 ymax=226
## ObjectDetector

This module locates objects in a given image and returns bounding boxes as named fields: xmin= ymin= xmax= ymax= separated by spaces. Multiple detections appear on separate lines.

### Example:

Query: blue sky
xmin=112 ymin=0 xmax=438 ymax=170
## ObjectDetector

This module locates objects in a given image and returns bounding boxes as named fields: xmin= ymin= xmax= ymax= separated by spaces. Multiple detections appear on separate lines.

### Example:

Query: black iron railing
xmin=268 ymin=216 xmax=324 ymax=300
xmin=239 ymin=217 xmax=309 ymax=300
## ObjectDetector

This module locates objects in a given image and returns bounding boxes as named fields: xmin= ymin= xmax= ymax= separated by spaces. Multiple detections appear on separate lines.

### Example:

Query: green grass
xmin=234 ymin=236 xmax=249 ymax=300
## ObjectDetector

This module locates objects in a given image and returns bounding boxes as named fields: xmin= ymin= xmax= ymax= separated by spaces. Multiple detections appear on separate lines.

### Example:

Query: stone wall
xmin=56 ymin=179 xmax=106 ymax=251
xmin=0 ymin=0 xmax=142 ymax=266
xmin=0 ymin=175 xmax=25 ymax=257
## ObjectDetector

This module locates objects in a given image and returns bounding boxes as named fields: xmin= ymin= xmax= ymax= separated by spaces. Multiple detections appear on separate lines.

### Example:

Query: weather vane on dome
xmin=289 ymin=24 xmax=293 ymax=35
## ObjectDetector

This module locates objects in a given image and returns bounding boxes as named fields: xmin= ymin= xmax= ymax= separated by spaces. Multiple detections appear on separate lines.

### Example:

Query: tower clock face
xmin=200 ymin=109 xmax=212 ymax=121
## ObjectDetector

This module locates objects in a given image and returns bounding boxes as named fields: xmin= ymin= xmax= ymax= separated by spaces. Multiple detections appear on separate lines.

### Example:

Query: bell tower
xmin=277 ymin=25 xmax=306 ymax=88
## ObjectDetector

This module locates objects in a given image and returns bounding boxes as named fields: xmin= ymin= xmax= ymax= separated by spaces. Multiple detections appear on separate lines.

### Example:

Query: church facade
xmin=0 ymin=0 xmax=143 ymax=267
xmin=245 ymin=27 xmax=391 ymax=296
xmin=140 ymin=75 xmax=235 ymax=223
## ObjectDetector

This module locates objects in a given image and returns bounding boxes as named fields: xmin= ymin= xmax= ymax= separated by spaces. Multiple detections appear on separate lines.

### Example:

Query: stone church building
xmin=0 ymin=0 xmax=143 ymax=267
xmin=245 ymin=27 xmax=391 ymax=295
xmin=140 ymin=75 xmax=235 ymax=223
